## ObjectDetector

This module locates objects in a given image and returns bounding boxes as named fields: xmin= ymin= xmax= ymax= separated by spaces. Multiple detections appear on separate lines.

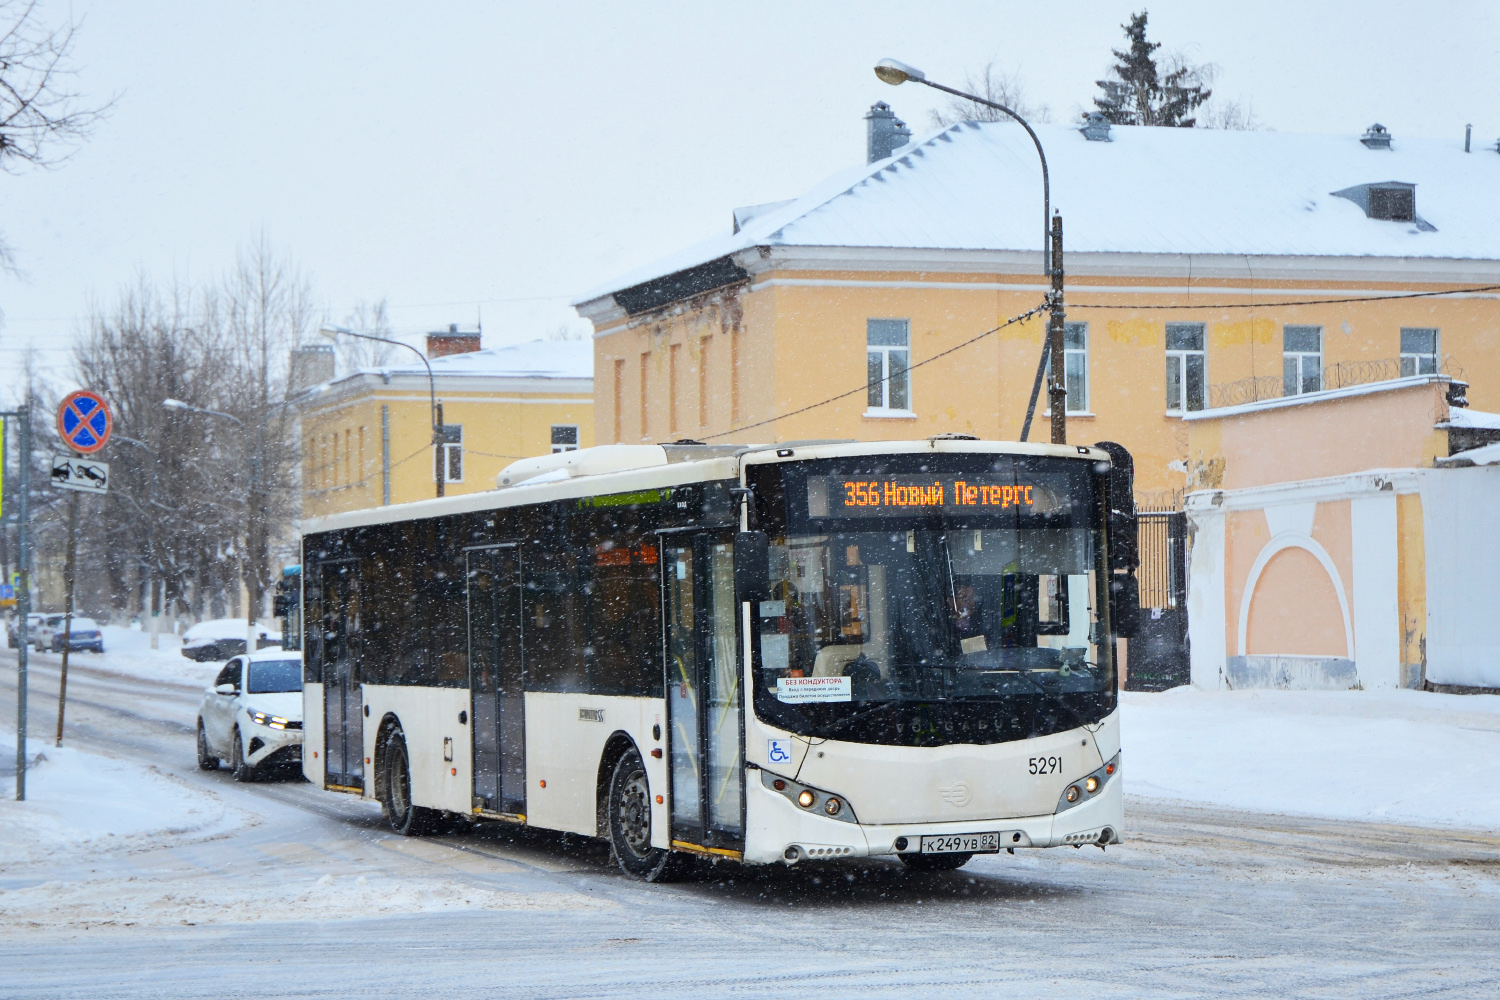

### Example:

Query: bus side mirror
xmin=735 ymin=531 xmax=770 ymax=603
xmin=1093 ymin=441 xmax=1141 ymax=640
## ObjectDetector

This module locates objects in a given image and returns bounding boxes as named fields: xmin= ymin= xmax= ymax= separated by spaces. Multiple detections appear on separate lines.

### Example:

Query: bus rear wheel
xmin=382 ymin=730 xmax=443 ymax=836
xmin=607 ymin=747 xmax=680 ymax=882
xmin=899 ymin=851 xmax=973 ymax=871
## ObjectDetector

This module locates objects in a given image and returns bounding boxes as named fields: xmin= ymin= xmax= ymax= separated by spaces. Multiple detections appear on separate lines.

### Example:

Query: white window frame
xmin=1165 ymin=322 xmax=1207 ymax=414
xmin=1400 ymin=327 xmax=1439 ymax=377
xmin=1283 ymin=325 xmax=1322 ymax=396
xmin=1045 ymin=322 xmax=1090 ymax=414
xmin=550 ymin=424 xmax=580 ymax=453
xmin=864 ymin=318 xmax=915 ymax=418
xmin=439 ymin=424 xmax=463 ymax=483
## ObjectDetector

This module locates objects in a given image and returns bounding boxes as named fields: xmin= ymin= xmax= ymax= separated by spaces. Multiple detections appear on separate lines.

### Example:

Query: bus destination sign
xmin=808 ymin=474 xmax=1054 ymax=517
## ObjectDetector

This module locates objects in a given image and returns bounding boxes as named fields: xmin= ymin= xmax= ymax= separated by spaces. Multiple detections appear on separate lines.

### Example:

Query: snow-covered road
xmin=2 ymin=641 xmax=1499 ymax=998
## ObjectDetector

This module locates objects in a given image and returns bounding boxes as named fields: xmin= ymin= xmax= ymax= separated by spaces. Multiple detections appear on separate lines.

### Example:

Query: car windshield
xmin=749 ymin=454 xmax=1116 ymax=747
xmin=246 ymin=659 xmax=302 ymax=693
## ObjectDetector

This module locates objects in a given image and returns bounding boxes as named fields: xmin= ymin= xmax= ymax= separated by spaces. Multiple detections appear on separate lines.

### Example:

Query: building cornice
xmin=298 ymin=372 xmax=592 ymax=413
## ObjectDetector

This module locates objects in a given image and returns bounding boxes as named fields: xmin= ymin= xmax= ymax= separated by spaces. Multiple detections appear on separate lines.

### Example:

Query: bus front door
xmin=466 ymin=545 xmax=525 ymax=816
xmin=663 ymin=534 xmax=744 ymax=854
xmin=320 ymin=561 xmax=363 ymax=792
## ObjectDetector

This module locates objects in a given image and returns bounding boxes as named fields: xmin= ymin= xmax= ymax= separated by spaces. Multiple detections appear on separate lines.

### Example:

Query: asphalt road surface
xmin=2 ymin=646 xmax=1499 ymax=999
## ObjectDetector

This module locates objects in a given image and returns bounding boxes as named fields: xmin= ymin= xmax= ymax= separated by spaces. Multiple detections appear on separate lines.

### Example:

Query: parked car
xmin=6 ymin=613 xmax=44 ymax=649
xmin=196 ymin=650 xmax=304 ymax=780
xmin=180 ymin=618 xmax=282 ymax=661
xmin=44 ymin=615 xmax=104 ymax=653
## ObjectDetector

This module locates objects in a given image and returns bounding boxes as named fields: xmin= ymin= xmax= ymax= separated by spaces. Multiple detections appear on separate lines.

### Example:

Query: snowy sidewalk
xmin=0 ymin=739 xmax=242 ymax=866
xmin=1122 ymin=687 xmax=1500 ymax=830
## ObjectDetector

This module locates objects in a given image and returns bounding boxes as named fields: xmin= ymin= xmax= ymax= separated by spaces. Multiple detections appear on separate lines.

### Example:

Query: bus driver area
xmin=298 ymin=438 xmax=1134 ymax=879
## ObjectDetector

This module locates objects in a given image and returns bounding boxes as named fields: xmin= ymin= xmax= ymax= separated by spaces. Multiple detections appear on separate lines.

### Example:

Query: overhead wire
xmin=700 ymin=302 xmax=1050 ymax=441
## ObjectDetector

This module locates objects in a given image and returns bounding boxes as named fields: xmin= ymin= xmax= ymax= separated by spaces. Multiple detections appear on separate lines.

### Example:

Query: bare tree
xmin=928 ymin=63 xmax=1051 ymax=128
xmin=547 ymin=322 xmax=587 ymax=342
xmin=0 ymin=0 xmax=113 ymax=272
xmin=334 ymin=298 xmax=397 ymax=372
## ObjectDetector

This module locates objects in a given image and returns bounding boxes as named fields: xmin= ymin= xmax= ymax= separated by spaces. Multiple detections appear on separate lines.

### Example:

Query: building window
xmin=698 ymin=337 xmax=710 ymax=429
xmin=1165 ymin=323 xmax=1206 ymax=413
xmin=639 ymin=351 xmax=650 ymax=440
xmin=1283 ymin=325 xmax=1322 ymax=396
xmin=1369 ymin=186 xmax=1414 ymax=222
xmin=1400 ymin=327 xmax=1438 ymax=376
xmin=866 ymin=319 xmax=911 ymax=413
xmin=1045 ymin=322 xmax=1089 ymax=413
xmin=668 ymin=343 xmax=681 ymax=434
xmin=612 ymin=359 xmax=624 ymax=443
xmin=551 ymin=425 xmax=579 ymax=453
xmin=438 ymin=424 xmax=463 ymax=483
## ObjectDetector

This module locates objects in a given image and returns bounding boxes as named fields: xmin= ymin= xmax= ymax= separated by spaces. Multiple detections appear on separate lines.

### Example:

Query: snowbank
xmin=0 ymin=739 xmax=238 ymax=865
xmin=84 ymin=625 xmax=223 ymax=688
xmin=1123 ymin=687 xmax=1500 ymax=829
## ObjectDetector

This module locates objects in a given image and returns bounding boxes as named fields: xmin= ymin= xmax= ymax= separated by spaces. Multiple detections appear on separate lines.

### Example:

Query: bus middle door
xmin=319 ymin=560 xmax=364 ymax=792
xmin=662 ymin=532 xmax=744 ymax=855
xmin=466 ymin=544 xmax=525 ymax=817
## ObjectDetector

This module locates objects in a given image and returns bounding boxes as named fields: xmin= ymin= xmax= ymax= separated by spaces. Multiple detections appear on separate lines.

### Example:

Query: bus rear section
xmin=299 ymin=440 xmax=1135 ymax=877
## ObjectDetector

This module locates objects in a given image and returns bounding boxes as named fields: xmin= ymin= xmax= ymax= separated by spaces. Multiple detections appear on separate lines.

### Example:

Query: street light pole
xmin=318 ymin=325 xmax=445 ymax=498
xmin=874 ymin=58 xmax=1068 ymax=445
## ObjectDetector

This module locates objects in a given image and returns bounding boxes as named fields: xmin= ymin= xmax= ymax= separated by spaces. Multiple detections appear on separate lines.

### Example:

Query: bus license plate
xmin=920 ymin=832 xmax=1000 ymax=855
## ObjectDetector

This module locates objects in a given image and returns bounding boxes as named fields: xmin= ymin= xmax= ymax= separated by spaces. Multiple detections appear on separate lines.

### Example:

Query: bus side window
xmin=523 ymin=518 xmax=588 ymax=694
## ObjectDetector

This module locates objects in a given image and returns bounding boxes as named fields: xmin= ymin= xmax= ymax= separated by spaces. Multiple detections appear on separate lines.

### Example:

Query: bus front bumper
xmin=742 ymin=765 xmax=1123 ymax=865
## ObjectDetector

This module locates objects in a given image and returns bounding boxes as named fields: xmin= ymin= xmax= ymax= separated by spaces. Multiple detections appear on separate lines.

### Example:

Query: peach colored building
xmin=574 ymin=114 xmax=1500 ymax=505
xmin=1185 ymin=375 xmax=1500 ymax=691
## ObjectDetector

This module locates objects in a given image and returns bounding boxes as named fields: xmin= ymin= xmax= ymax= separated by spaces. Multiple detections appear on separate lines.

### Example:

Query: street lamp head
xmin=162 ymin=398 xmax=189 ymax=411
xmin=318 ymin=324 xmax=349 ymax=341
xmin=874 ymin=59 xmax=925 ymax=86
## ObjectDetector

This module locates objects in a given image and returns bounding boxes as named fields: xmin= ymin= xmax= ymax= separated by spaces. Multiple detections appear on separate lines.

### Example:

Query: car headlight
xmin=246 ymin=709 xmax=291 ymax=730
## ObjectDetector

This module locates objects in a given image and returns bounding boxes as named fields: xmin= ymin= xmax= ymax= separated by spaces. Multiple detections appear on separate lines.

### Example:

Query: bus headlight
xmin=824 ymin=797 xmax=842 ymax=816
xmin=761 ymin=770 xmax=859 ymax=824
xmin=798 ymin=789 xmax=816 ymax=808
xmin=1065 ymin=785 xmax=1081 ymax=803
xmin=1085 ymin=776 xmax=1099 ymax=794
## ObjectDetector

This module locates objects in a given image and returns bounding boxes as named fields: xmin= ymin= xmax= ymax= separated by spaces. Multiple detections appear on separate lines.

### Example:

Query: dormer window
xmin=1368 ymin=185 xmax=1414 ymax=221
xmin=1330 ymin=181 xmax=1432 ymax=229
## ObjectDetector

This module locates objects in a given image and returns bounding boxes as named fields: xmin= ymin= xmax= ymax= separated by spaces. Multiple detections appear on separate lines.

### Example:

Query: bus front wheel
xmin=607 ymin=747 xmax=680 ymax=882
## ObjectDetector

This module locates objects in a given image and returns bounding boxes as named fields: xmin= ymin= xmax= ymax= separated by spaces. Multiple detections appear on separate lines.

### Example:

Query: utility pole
xmin=1047 ymin=214 xmax=1068 ymax=445
xmin=55 ymin=490 xmax=79 ymax=746
xmin=7 ymin=407 xmax=32 ymax=800
xmin=435 ymin=401 xmax=446 ymax=498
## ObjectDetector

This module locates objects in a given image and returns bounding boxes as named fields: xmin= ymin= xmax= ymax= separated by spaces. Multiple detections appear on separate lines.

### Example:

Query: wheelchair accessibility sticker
xmin=767 ymin=739 xmax=793 ymax=765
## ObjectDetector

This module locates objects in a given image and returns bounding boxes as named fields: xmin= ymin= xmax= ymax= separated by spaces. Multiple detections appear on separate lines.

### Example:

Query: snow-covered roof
xmin=1441 ymin=407 xmax=1500 ymax=431
xmin=364 ymin=339 xmax=592 ymax=381
xmin=578 ymin=121 xmax=1500 ymax=306
xmin=1436 ymin=440 xmax=1500 ymax=467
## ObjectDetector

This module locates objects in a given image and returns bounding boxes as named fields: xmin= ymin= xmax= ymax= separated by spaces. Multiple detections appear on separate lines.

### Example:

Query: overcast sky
xmin=2 ymin=0 xmax=1497 ymax=399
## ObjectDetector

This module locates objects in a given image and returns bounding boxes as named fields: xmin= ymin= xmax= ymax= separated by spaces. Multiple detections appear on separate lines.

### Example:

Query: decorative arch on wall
xmin=1236 ymin=533 xmax=1354 ymax=659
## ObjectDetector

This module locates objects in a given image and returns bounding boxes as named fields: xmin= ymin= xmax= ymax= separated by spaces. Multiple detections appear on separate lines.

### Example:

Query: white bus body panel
xmin=363 ymin=684 xmax=472 ymax=813
xmin=742 ymin=709 xmax=1122 ymax=865
xmin=524 ymin=691 xmax=668 ymax=844
xmin=302 ymin=682 xmax=326 ymax=786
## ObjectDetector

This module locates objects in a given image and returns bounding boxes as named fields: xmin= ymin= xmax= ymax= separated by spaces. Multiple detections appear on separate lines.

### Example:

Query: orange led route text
xmin=953 ymin=482 xmax=1032 ymax=508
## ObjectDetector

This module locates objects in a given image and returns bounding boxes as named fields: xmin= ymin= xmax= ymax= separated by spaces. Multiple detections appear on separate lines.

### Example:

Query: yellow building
xmin=297 ymin=336 xmax=593 ymax=518
xmin=575 ymin=115 xmax=1500 ymax=504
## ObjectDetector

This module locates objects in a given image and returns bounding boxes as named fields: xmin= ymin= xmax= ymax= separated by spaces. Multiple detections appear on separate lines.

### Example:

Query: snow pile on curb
xmin=90 ymin=625 xmax=223 ymax=688
xmin=0 ymin=740 xmax=237 ymax=865
xmin=1123 ymin=687 xmax=1500 ymax=829
xmin=0 ymin=872 xmax=614 ymax=930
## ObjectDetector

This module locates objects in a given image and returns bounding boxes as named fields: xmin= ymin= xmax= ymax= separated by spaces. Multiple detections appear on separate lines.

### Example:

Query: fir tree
xmin=1091 ymin=11 xmax=1210 ymax=128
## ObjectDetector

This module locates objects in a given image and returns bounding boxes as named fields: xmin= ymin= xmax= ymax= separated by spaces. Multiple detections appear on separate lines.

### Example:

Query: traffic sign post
xmin=51 ymin=390 xmax=112 ymax=748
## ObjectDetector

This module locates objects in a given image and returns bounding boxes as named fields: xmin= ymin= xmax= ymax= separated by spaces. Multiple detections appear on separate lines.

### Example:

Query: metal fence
xmin=1208 ymin=354 xmax=1464 ymax=409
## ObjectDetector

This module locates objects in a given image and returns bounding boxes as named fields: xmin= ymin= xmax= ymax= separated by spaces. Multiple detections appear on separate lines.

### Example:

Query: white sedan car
xmin=196 ymin=650 xmax=304 ymax=780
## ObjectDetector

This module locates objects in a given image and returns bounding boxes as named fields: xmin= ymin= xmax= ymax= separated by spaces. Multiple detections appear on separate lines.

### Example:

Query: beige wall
xmin=593 ymin=266 xmax=1498 ymax=500
xmin=300 ymin=385 xmax=593 ymax=518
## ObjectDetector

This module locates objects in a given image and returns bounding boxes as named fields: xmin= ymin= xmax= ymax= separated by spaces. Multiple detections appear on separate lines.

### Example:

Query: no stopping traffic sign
xmin=58 ymin=390 xmax=112 ymax=454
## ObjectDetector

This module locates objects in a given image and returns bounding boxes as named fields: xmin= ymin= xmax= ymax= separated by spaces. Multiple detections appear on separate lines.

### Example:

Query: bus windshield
xmin=750 ymin=455 xmax=1115 ymax=747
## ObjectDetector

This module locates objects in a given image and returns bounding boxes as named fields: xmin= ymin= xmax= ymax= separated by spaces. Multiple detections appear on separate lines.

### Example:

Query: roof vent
xmin=1079 ymin=112 xmax=1113 ymax=142
xmin=1360 ymin=123 xmax=1393 ymax=149
xmin=865 ymin=101 xmax=912 ymax=163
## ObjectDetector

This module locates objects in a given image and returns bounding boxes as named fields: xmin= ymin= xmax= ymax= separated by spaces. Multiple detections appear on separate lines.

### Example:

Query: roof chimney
xmin=1465 ymin=123 xmax=1472 ymax=153
xmin=426 ymin=323 xmax=481 ymax=359
xmin=1360 ymin=123 xmax=1393 ymax=149
xmin=288 ymin=342 xmax=335 ymax=392
xmin=865 ymin=101 xmax=912 ymax=163
xmin=1079 ymin=112 xmax=1113 ymax=142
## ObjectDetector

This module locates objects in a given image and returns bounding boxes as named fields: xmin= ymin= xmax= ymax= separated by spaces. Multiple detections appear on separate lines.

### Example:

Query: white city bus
xmin=300 ymin=438 xmax=1137 ymax=879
